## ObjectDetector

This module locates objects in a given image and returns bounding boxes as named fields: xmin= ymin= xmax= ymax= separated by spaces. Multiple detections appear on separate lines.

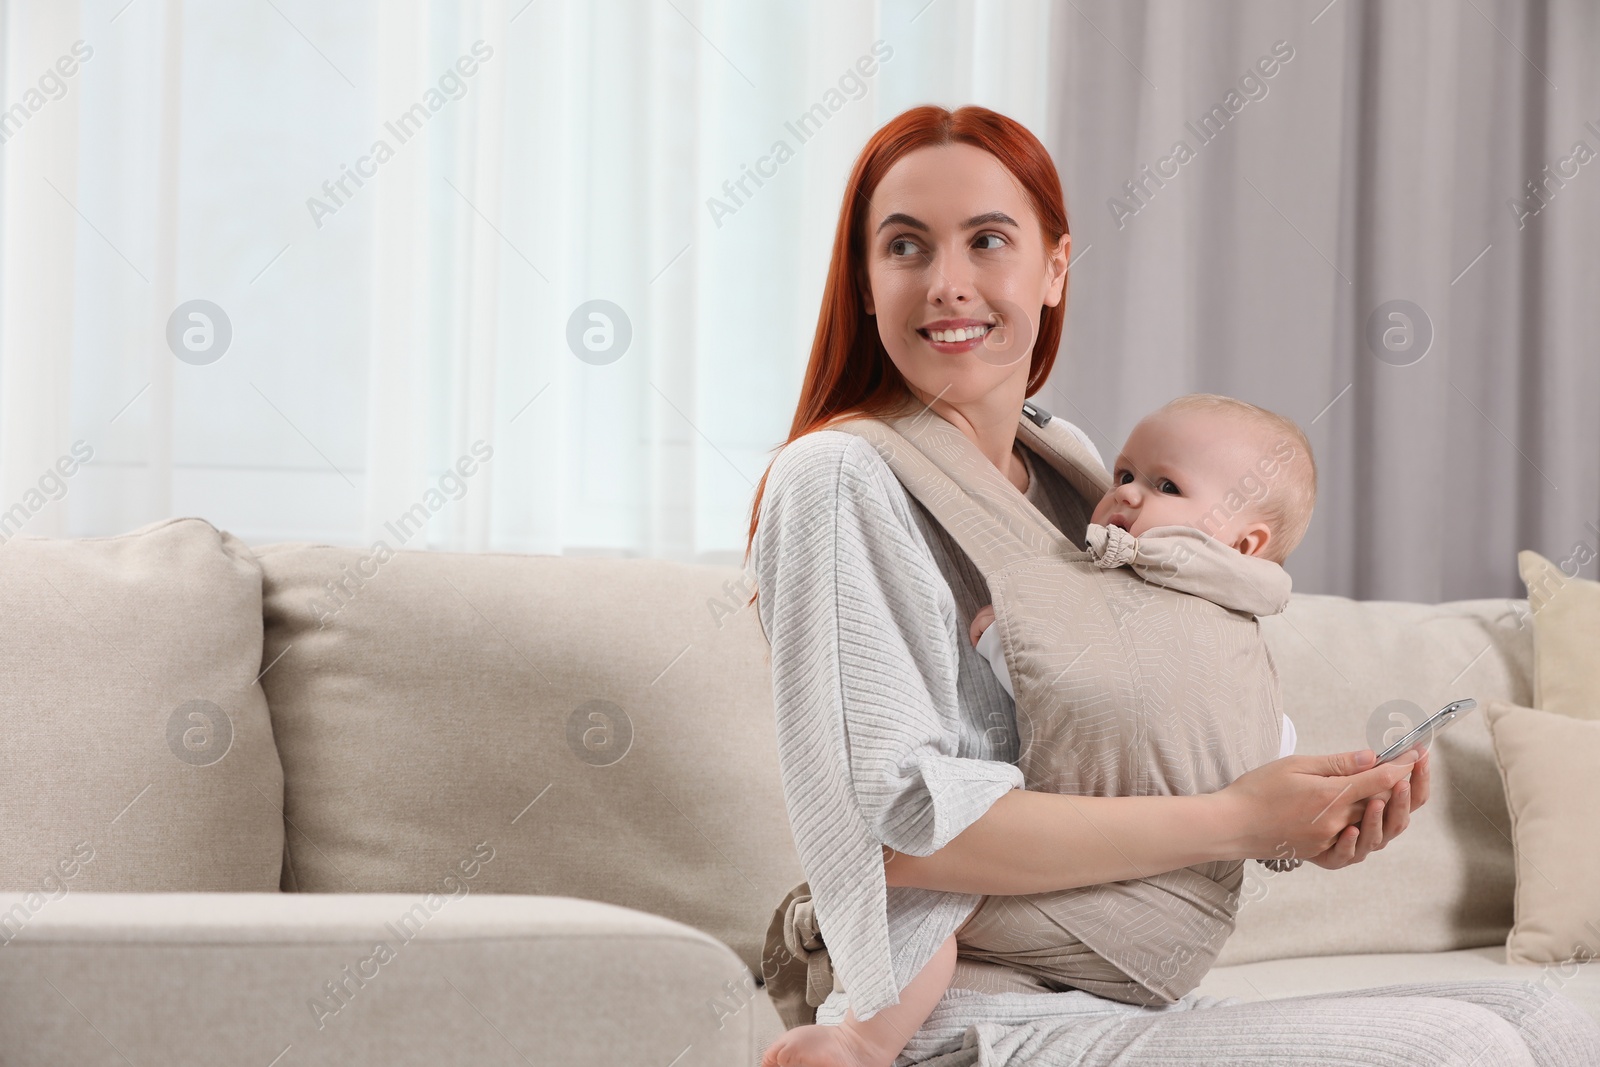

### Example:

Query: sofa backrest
xmin=0 ymin=518 xmax=285 ymax=901
xmin=1220 ymin=592 xmax=1529 ymax=964
xmin=256 ymin=541 xmax=1529 ymax=973
xmin=254 ymin=542 xmax=803 ymax=978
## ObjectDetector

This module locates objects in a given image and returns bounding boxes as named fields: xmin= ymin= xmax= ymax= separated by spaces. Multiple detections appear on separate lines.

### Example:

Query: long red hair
xmin=741 ymin=105 xmax=1070 ymax=595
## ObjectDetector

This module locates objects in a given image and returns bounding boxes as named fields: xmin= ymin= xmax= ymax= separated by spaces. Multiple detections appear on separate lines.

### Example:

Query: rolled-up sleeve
xmin=752 ymin=430 xmax=1022 ymax=1018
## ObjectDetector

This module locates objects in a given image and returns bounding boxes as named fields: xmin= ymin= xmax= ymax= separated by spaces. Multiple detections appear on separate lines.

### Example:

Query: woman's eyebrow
xmin=876 ymin=210 xmax=1019 ymax=234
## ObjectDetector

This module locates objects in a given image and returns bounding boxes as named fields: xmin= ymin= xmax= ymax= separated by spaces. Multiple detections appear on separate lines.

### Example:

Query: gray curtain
xmin=1043 ymin=0 xmax=1599 ymax=602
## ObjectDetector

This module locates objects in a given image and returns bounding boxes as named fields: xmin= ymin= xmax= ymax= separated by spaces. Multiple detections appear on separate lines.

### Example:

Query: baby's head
xmin=1088 ymin=393 xmax=1317 ymax=564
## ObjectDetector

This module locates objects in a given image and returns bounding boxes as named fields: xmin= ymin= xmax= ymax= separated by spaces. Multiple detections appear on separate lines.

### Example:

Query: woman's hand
xmin=1307 ymin=744 xmax=1430 ymax=869
xmin=1216 ymin=746 xmax=1428 ymax=867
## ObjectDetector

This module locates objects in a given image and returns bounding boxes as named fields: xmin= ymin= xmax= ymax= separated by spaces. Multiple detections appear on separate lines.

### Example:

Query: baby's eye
xmin=1116 ymin=470 xmax=1133 ymax=485
xmin=1158 ymin=479 xmax=1181 ymax=495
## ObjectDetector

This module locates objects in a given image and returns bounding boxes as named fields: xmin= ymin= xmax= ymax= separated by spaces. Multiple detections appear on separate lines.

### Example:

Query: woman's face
xmin=860 ymin=142 xmax=1070 ymax=412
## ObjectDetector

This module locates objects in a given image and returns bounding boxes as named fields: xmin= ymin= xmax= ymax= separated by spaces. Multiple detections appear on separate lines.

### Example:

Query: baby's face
xmin=1089 ymin=408 xmax=1273 ymax=554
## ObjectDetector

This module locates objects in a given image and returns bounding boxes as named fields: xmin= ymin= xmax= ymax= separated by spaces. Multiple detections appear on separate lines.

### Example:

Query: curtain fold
xmin=363 ymin=0 xmax=432 ymax=553
xmin=0 ymin=1 xmax=82 ymax=527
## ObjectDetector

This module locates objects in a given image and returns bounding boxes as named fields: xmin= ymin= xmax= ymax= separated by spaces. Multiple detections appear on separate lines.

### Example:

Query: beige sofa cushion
xmin=1518 ymin=550 xmax=1600 ymax=719
xmin=1483 ymin=698 xmax=1600 ymax=965
xmin=254 ymin=545 xmax=804 ymax=976
xmin=1 ymin=891 xmax=764 ymax=1067
xmin=1217 ymin=594 xmax=1529 ymax=966
xmin=0 ymin=518 xmax=284 ymax=893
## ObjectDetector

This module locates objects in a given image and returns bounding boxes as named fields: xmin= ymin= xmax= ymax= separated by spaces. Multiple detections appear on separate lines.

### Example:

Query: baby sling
xmin=763 ymin=400 xmax=1286 ymax=1026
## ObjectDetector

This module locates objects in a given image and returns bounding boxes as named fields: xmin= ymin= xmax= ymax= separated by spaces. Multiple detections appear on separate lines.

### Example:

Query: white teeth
xmin=927 ymin=325 xmax=990 ymax=342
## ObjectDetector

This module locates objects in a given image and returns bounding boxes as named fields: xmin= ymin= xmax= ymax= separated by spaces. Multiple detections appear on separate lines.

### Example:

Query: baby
xmin=971 ymin=391 xmax=1314 ymax=754
xmin=762 ymin=393 xmax=1318 ymax=1067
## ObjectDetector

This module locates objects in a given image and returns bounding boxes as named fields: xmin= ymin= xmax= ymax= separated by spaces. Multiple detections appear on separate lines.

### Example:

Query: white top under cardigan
xmin=750 ymin=422 xmax=1295 ymax=1029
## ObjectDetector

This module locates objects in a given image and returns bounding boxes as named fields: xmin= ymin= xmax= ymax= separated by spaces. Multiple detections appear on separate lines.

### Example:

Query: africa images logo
xmin=305 ymin=41 xmax=495 ymax=229
xmin=704 ymin=40 xmax=893 ymax=229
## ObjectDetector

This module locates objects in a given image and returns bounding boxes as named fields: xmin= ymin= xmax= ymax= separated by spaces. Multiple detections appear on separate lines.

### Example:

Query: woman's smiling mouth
xmin=918 ymin=319 xmax=994 ymax=351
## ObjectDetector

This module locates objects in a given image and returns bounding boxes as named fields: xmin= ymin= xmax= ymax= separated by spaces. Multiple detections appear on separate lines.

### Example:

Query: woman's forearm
xmin=882 ymin=787 xmax=1245 ymax=895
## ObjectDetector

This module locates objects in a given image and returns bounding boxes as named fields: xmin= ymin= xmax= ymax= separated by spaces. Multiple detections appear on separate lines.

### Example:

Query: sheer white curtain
xmin=0 ymin=0 xmax=1054 ymax=564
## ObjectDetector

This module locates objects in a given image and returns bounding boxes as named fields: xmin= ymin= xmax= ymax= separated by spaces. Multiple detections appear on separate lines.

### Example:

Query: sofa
xmin=1 ymin=516 xmax=1595 ymax=1066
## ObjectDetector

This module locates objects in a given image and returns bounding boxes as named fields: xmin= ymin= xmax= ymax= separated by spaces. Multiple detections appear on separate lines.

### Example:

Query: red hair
xmin=741 ymin=105 xmax=1070 ymax=593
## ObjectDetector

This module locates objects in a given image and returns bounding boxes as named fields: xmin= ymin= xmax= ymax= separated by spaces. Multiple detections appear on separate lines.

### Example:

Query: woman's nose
xmin=926 ymin=246 xmax=975 ymax=306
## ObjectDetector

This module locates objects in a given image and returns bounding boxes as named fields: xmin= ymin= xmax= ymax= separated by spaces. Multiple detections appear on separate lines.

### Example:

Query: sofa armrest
xmin=0 ymin=892 xmax=767 ymax=1067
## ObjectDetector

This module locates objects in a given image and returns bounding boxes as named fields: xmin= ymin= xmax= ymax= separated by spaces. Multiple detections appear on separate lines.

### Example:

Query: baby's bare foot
xmin=761 ymin=1021 xmax=896 ymax=1067
xmin=970 ymin=604 xmax=996 ymax=647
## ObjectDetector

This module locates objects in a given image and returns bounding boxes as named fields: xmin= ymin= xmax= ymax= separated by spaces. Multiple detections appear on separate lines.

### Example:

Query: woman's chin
xmin=890 ymin=356 xmax=1022 ymax=405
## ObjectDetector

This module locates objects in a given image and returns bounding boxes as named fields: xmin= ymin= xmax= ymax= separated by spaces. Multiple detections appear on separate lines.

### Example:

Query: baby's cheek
xmin=1144 ymin=499 xmax=1211 ymax=536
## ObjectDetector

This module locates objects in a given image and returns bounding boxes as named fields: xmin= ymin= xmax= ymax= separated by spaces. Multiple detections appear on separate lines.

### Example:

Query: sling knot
xmin=1085 ymin=522 xmax=1140 ymax=568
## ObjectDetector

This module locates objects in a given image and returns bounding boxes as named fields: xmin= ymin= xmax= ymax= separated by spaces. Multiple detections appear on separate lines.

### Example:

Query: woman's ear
xmin=1233 ymin=522 xmax=1274 ymax=558
xmin=1043 ymin=232 xmax=1071 ymax=308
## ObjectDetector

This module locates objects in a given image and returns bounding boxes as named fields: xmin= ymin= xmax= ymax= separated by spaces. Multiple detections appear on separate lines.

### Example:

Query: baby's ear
xmin=1233 ymin=522 xmax=1273 ymax=558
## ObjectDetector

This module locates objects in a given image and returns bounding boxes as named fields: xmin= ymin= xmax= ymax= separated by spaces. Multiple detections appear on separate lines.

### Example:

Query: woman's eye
xmin=889 ymin=233 xmax=1005 ymax=256
xmin=1159 ymin=479 xmax=1181 ymax=495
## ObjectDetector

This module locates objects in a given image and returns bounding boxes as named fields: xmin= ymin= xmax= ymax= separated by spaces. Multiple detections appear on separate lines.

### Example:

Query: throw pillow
xmin=1517 ymin=550 xmax=1600 ymax=719
xmin=0 ymin=517 xmax=285 ymax=892
xmin=1482 ymin=698 xmax=1600 ymax=965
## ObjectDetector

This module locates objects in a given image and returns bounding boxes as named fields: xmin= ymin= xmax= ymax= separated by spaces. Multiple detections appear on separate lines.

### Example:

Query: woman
xmin=742 ymin=105 xmax=1600 ymax=1066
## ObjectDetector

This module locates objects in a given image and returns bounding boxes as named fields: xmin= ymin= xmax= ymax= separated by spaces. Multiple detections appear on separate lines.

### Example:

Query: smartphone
xmin=1375 ymin=698 xmax=1477 ymax=764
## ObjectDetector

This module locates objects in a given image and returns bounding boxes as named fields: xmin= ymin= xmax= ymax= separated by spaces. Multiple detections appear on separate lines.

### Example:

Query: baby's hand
xmin=969 ymin=604 xmax=996 ymax=647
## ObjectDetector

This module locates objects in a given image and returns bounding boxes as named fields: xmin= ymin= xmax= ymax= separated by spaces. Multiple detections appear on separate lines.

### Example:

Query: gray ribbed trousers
xmin=905 ymin=979 xmax=1600 ymax=1066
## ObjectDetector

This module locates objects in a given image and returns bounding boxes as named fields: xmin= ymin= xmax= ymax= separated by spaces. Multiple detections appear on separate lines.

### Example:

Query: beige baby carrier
xmin=764 ymin=399 xmax=1288 ymax=1025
